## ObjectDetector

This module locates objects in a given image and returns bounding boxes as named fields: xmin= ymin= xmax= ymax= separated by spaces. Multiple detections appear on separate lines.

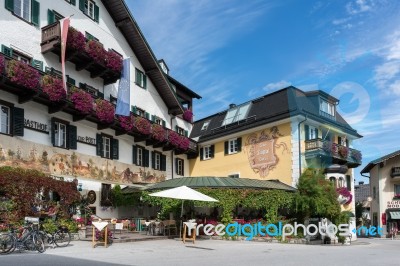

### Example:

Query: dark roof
xmin=101 ymin=0 xmax=186 ymax=115
xmin=142 ymin=176 xmax=296 ymax=191
xmin=354 ymin=184 xmax=370 ymax=203
xmin=167 ymin=75 xmax=202 ymax=100
xmin=191 ymin=86 xmax=362 ymax=141
xmin=360 ymin=149 xmax=400 ymax=174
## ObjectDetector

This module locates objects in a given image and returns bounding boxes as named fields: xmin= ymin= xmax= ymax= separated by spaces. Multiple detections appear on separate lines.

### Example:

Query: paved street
xmin=1 ymin=238 xmax=399 ymax=266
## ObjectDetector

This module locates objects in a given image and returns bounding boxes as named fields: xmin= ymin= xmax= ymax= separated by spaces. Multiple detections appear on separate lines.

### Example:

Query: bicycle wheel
xmin=54 ymin=230 xmax=71 ymax=247
xmin=33 ymin=234 xmax=45 ymax=253
xmin=0 ymin=233 xmax=15 ymax=255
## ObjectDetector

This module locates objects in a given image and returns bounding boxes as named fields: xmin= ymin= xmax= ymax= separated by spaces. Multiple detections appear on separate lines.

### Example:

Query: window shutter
xmin=47 ymin=9 xmax=55 ymax=25
xmin=237 ymin=137 xmax=242 ymax=152
xmin=162 ymin=120 xmax=166 ymax=127
xmin=31 ymin=0 xmax=40 ymax=27
xmin=5 ymin=0 xmax=14 ymax=12
xmin=184 ymin=130 xmax=188 ymax=137
xmin=50 ymin=118 xmax=56 ymax=146
xmin=79 ymin=0 xmax=85 ymax=12
xmin=94 ymin=4 xmax=100 ymax=23
xmin=97 ymin=91 xmax=104 ymax=99
xmin=145 ymin=112 xmax=150 ymax=120
xmin=200 ymin=147 xmax=204 ymax=161
xmin=70 ymin=0 xmax=76 ymax=5
xmin=144 ymin=149 xmax=149 ymax=167
xmin=131 ymin=106 xmax=137 ymax=114
xmin=210 ymin=145 xmax=215 ymax=158
xmin=338 ymin=136 xmax=342 ymax=145
xmin=151 ymin=115 xmax=155 ymax=122
xmin=135 ymin=69 xmax=140 ymax=85
xmin=175 ymin=125 xmax=178 ymax=132
xmin=346 ymin=175 xmax=351 ymax=191
xmin=315 ymin=129 xmax=319 ymax=139
xmin=31 ymin=59 xmax=43 ymax=72
xmin=96 ymin=134 xmax=103 ymax=156
xmin=346 ymin=139 xmax=349 ymax=147
xmin=132 ymin=145 xmax=137 ymax=165
xmin=1 ymin=45 xmax=13 ymax=58
xmin=151 ymin=151 xmax=155 ymax=169
xmin=68 ymin=125 xmax=77 ymax=150
xmin=224 ymin=141 xmax=228 ymax=155
xmin=66 ymin=75 xmax=75 ymax=86
xmin=304 ymin=125 xmax=309 ymax=141
xmin=112 ymin=138 xmax=119 ymax=160
xmin=182 ymin=160 xmax=185 ymax=176
xmin=12 ymin=107 xmax=24 ymax=136
xmin=161 ymin=155 xmax=166 ymax=171
xmin=175 ymin=158 xmax=178 ymax=175
xmin=143 ymin=75 xmax=147 ymax=89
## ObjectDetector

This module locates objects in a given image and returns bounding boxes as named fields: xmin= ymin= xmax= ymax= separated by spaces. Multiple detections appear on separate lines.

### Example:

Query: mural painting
xmin=245 ymin=126 xmax=288 ymax=177
xmin=0 ymin=137 xmax=165 ymax=184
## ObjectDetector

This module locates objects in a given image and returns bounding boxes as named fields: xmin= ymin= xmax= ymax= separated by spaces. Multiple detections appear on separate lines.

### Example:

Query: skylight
xmin=201 ymin=120 xmax=210 ymax=131
xmin=222 ymin=103 xmax=251 ymax=126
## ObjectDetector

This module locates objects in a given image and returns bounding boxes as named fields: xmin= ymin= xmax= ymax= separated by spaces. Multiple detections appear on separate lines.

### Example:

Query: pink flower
xmin=0 ymin=54 xmax=5 ymax=75
xmin=6 ymin=59 xmax=40 ymax=90
xmin=86 ymin=40 xmax=107 ymax=65
xmin=42 ymin=75 xmax=66 ymax=102
xmin=106 ymin=50 xmax=123 ymax=72
xmin=134 ymin=117 xmax=151 ymax=135
xmin=67 ymin=27 xmax=86 ymax=52
xmin=168 ymin=131 xmax=181 ymax=148
xmin=179 ymin=137 xmax=190 ymax=151
xmin=70 ymin=87 xmax=93 ymax=114
xmin=118 ymin=114 xmax=135 ymax=132
xmin=152 ymin=124 xmax=166 ymax=142
xmin=95 ymin=99 xmax=115 ymax=124
xmin=183 ymin=109 xmax=193 ymax=123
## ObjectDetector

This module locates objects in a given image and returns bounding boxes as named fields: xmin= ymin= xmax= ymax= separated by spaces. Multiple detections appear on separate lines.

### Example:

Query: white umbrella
xmin=149 ymin=186 xmax=218 ymax=238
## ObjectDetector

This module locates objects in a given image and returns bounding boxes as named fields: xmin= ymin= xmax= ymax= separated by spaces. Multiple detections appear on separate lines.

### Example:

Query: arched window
xmin=329 ymin=176 xmax=336 ymax=187
xmin=338 ymin=177 xmax=345 ymax=188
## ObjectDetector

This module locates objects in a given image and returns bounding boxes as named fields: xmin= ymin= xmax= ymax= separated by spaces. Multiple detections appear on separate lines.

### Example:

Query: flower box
xmin=168 ymin=131 xmax=181 ymax=148
xmin=67 ymin=27 xmax=86 ymax=52
xmin=152 ymin=124 xmax=166 ymax=142
xmin=42 ymin=75 xmax=66 ymax=102
xmin=338 ymin=146 xmax=349 ymax=158
xmin=70 ymin=87 xmax=93 ymax=114
xmin=106 ymin=50 xmax=123 ymax=72
xmin=86 ymin=40 xmax=107 ymax=66
xmin=6 ymin=59 xmax=40 ymax=90
xmin=0 ymin=54 xmax=5 ymax=75
xmin=95 ymin=98 xmax=115 ymax=124
xmin=183 ymin=109 xmax=193 ymax=123
xmin=118 ymin=114 xmax=135 ymax=132
xmin=134 ymin=116 xmax=151 ymax=135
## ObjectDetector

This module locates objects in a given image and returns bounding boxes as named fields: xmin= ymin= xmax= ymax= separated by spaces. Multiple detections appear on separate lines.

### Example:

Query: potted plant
xmin=134 ymin=116 xmax=151 ymax=135
xmin=337 ymin=187 xmax=353 ymax=205
xmin=183 ymin=109 xmax=193 ymax=123
xmin=338 ymin=146 xmax=349 ymax=158
xmin=95 ymin=98 xmax=115 ymax=124
xmin=118 ymin=114 xmax=135 ymax=132
xmin=152 ymin=124 xmax=166 ymax=142
xmin=42 ymin=75 xmax=66 ymax=102
xmin=70 ymin=87 xmax=93 ymax=114
xmin=0 ymin=54 xmax=5 ymax=75
xmin=106 ymin=50 xmax=123 ymax=72
xmin=6 ymin=59 xmax=40 ymax=90
xmin=168 ymin=131 xmax=181 ymax=148
xmin=179 ymin=137 xmax=190 ymax=151
xmin=86 ymin=40 xmax=107 ymax=65
xmin=67 ymin=27 xmax=86 ymax=52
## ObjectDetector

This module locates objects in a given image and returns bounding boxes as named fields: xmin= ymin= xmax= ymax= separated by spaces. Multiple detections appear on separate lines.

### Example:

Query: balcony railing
xmin=304 ymin=138 xmax=362 ymax=166
xmin=0 ymin=53 xmax=197 ymax=155
xmin=391 ymin=167 xmax=400 ymax=178
xmin=41 ymin=22 xmax=121 ymax=85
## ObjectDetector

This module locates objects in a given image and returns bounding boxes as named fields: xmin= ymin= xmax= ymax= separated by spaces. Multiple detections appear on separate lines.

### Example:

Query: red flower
xmin=95 ymin=99 xmax=115 ymax=124
xmin=183 ymin=109 xmax=193 ymax=123
xmin=86 ymin=40 xmax=107 ymax=65
xmin=118 ymin=114 xmax=135 ymax=132
xmin=70 ymin=87 xmax=93 ymax=114
xmin=42 ymin=75 xmax=66 ymax=102
xmin=134 ymin=117 xmax=151 ymax=135
xmin=6 ymin=60 xmax=40 ymax=90
xmin=67 ymin=27 xmax=86 ymax=52
xmin=152 ymin=124 xmax=166 ymax=142
xmin=0 ymin=54 xmax=5 ymax=75
xmin=106 ymin=50 xmax=123 ymax=72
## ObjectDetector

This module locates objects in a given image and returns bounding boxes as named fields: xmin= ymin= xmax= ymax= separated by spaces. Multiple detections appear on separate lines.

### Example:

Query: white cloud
xmin=263 ymin=80 xmax=291 ymax=92
xmin=346 ymin=0 xmax=374 ymax=15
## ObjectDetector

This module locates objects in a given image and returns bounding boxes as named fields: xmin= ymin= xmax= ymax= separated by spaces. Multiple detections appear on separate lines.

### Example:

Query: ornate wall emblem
xmin=245 ymin=126 xmax=288 ymax=177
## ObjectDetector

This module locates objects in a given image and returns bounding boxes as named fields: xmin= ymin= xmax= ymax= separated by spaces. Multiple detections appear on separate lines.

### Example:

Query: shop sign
xmin=77 ymin=136 xmax=96 ymax=146
xmin=24 ymin=119 xmax=49 ymax=134
xmin=387 ymin=201 xmax=400 ymax=208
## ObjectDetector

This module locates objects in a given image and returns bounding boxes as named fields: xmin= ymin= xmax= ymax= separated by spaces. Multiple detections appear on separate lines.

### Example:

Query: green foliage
xmin=111 ymin=185 xmax=141 ymax=207
xmin=58 ymin=218 xmax=78 ymax=233
xmin=294 ymin=169 xmax=341 ymax=221
xmin=42 ymin=218 xmax=58 ymax=234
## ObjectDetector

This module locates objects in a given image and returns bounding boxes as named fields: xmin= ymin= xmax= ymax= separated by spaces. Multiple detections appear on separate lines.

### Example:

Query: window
xmin=222 ymin=102 xmax=251 ymax=126
xmin=338 ymin=136 xmax=349 ymax=147
xmin=176 ymin=126 xmax=184 ymax=136
xmin=54 ymin=121 xmax=67 ymax=148
xmin=132 ymin=145 xmax=149 ymax=167
xmin=201 ymin=120 xmax=210 ymax=131
xmin=6 ymin=0 xmax=40 ymax=26
xmin=85 ymin=32 xmax=99 ymax=42
xmin=329 ymin=176 xmax=336 ymax=187
xmin=176 ymin=158 xmax=184 ymax=176
xmin=79 ymin=0 xmax=99 ymax=22
xmin=137 ymin=147 xmax=143 ymax=166
xmin=132 ymin=106 xmax=146 ymax=118
xmin=229 ymin=139 xmax=238 ymax=154
xmin=96 ymin=134 xmax=118 ymax=159
xmin=202 ymin=145 xmax=214 ymax=160
xmin=305 ymin=125 xmax=318 ymax=140
xmin=14 ymin=0 xmax=30 ymax=21
xmin=228 ymin=174 xmax=240 ymax=178
xmin=100 ymin=183 xmax=112 ymax=207
xmin=135 ymin=68 xmax=147 ymax=89
xmin=151 ymin=115 xmax=163 ymax=125
xmin=338 ymin=177 xmax=345 ymax=188
xmin=151 ymin=151 xmax=166 ymax=171
xmin=0 ymin=105 xmax=10 ymax=134
xmin=224 ymin=138 xmax=242 ymax=155
xmin=395 ymin=184 xmax=400 ymax=196
xmin=11 ymin=49 xmax=31 ymax=64
xmin=320 ymin=99 xmax=335 ymax=116
xmin=51 ymin=118 xmax=77 ymax=149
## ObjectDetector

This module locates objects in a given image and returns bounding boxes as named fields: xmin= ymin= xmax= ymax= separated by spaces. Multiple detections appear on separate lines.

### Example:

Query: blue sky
xmin=128 ymin=0 xmax=400 ymax=183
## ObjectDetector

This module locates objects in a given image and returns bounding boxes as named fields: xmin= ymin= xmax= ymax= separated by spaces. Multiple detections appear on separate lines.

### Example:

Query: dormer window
xmin=320 ymin=99 xmax=335 ymax=117
xmin=201 ymin=120 xmax=210 ymax=131
xmin=158 ymin=59 xmax=169 ymax=75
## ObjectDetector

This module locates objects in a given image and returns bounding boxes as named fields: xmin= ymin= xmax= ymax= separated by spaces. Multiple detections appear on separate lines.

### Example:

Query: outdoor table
xmin=92 ymin=221 xmax=109 ymax=248
xmin=182 ymin=222 xmax=197 ymax=244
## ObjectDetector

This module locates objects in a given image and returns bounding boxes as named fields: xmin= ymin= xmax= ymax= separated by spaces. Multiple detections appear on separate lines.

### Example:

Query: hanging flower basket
xmin=6 ymin=59 xmax=40 ymax=90
xmin=168 ymin=131 xmax=182 ymax=148
xmin=0 ymin=54 xmax=5 ymax=75
xmin=86 ymin=40 xmax=107 ymax=65
xmin=134 ymin=116 xmax=151 ymax=135
xmin=338 ymin=146 xmax=349 ymax=158
xmin=351 ymin=150 xmax=362 ymax=162
xmin=118 ymin=114 xmax=135 ymax=132
xmin=337 ymin=187 xmax=352 ymax=205
xmin=67 ymin=27 xmax=86 ymax=52
xmin=70 ymin=87 xmax=93 ymax=114
xmin=106 ymin=50 xmax=123 ymax=72
xmin=152 ymin=124 xmax=166 ymax=142
xmin=42 ymin=75 xmax=66 ymax=102
xmin=183 ymin=109 xmax=193 ymax=123
xmin=179 ymin=137 xmax=190 ymax=151
xmin=95 ymin=98 xmax=115 ymax=124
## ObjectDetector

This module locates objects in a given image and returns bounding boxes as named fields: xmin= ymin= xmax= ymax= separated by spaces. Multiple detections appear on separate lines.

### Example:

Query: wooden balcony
xmin=41 ymin=22 xmax=121 ymax=85
xmin=304 ymin=138 xmax=361 ymax=168
xmin=391 ymin=167 xmax=400 ymax=178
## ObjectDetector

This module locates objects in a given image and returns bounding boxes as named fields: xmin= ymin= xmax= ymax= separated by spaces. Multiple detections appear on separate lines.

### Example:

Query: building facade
xmin=361 ymin=151 xmax=400 ymax=237
xmin=0 ymin=0 xmax=199 ymax=218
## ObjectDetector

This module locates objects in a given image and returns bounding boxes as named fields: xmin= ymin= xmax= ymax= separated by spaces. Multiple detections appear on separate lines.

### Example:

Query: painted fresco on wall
xmin=0 ymin=137 xmax=165 ymax=184
xmin=245 ymin=126 xmax=288 ymax=177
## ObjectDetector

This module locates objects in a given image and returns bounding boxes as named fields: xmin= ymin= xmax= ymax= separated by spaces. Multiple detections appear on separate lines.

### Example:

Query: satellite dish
xmin=367 ymin=197 xmax=372 ymax=202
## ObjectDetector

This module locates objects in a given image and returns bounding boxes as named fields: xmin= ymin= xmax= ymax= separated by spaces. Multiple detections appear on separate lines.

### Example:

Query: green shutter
xmin=175 ymin=158 xmax=178 ymax=175
xmin=94 ymin=4 xmax=99 ymax=23
xmin=68 ymin=125 xmax=77 ymax=150
xmin=1 ymin=45 xmax=13 ymax=57
xmin=304 ymin=125 xmax=309 ymax=141
xmin=132 ymin=145 xmax=137 ymax=165
xmin=184 ymin=130 xmax=188 ymax=137
xmin=237 ymin=137 xmax=242 ymax=152
xmin=135 ymin=69 xmax=140 ymax=85
xmin=70 ymin=0 xmax=76 ymax=6
xmin=112 ymin=138 xmax=119 ymax=160
xmin=182 ymin=159 xmax=184 ymax=176
xmin=151 ymin=151 xmax=155 ymax=169
xmin=131 ymin=106 xmax=137 ymax=114
xmin=151 ymin=115 xmax=155 ymax=122
xmin=224 ymin=141 xmax=228 ymax=155
xmin=97 ymin=91 xmax=104 ymax=99
xmin=144 ymin=149 xmax=149 ymax=167
xmin=13 ymin=107 xmax=24 ymax=136
xmin=51 ymin=118 xmax=56 ymax=146
xmin=315 ymin=129 xmax=319 ymax=139
xmin=31 ymin=0 xmax=40 ymax=27
xmin=175 ymin=125 xmax=178 ymax=132
xmin=200 ymin=147 xmax=204 ymax=161
xmin=47 ymin=9 xmax=55 ymax=25
xmin=210 ymin=145 xmax=215 ymax=158
xmin=31 ymin=59 xmax=43 ymax=72
xmin=161 ymin=155 xmax=166 ymax=171
xmin=145 ymin=112 xmax=150 ymax=120
xmin=66 ymin=75 xmax=75 ymax=86
xmin=5 ymin=0 xmax=14 ymax=12
xmin=162 ymin=120 xmax=166 ymax=127
xmin=346 ymin=175 xmax=351 ymax=191
xmin=143 ymin=75 xmax=147 ymax=89
xmin=96 ymin=134 xmax=103 ymax=156
xmin=79 ymin=0 xmax=85 ymax=12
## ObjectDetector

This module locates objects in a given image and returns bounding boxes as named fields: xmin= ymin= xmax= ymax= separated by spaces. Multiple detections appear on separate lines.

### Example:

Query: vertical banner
xmin=60 ymin=17 xmax=71 ymax=92
xmin=115 ymin=58 xmax=131 ymax=116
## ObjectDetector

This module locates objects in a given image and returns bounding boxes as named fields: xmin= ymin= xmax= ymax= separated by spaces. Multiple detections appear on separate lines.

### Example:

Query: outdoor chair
xmin=140 ymin=219 xmax=149 ymax=235
xmin=162 ymin=220 xmax=177 ymax=236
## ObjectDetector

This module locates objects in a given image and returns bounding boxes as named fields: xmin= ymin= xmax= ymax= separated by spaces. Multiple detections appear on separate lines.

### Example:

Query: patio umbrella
xmin=149 ymin=186 xmax=218 ymax=238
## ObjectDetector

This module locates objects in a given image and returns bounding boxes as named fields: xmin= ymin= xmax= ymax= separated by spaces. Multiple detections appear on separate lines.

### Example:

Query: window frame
xmin=14 ymin=0 xmax=31 ymax=22
xmin=228 ymin=138 xmax=238 ymax=154
xmin=54 ymin=121 xmax=68 ymax=149
xmin=0 ymin=103 xmax=11 ymax=135
xmin=395 ymin=184 xmax=400 ymax=195
xmin=176 ymin=158 xmax=184 ymax=176
xmin=203 ymin=145 xmax=212 ymax=160
xmin=201 ymin=120 xmax=210 ymax=131
xmin=176 ymin=126 xmax=185 ymax=136
xmin=84 ymin=0 xmax=95 ymax=19
xmin=135 ymin=68 xmax=147 ymax=89
xmin=11 ymin=48 xmax=31 ymax=64
xmin=154 ymin=152 xmax=161 ymax=170
xmin=102 ymin=134 xmax=112 ymax=159
xmin=137 ymin=146 xmax=144 ymax=166
xmin=308 ymin=125 xmax=318 ymax=140
xmin=320 ymin=99 xmax=335 ymax=116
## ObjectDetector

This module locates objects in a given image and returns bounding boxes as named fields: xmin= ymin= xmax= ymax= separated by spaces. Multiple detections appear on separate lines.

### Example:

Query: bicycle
xmin=39 ymin=224 xmax=71 ymax=248
xmin=4 ymin=222 xmax=45 ymax=254
xmin=0 ymin=232 xmax=15 ymax=255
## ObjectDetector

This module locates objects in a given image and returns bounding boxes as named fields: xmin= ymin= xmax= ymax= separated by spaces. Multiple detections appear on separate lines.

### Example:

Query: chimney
xmin=229 ymin=103 xmax=236 ymax=109
xmin=359 ymin=181 xmax=364 ymax=185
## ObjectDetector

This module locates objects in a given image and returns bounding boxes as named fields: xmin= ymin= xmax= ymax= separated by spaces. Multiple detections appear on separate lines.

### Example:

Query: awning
xmin=390 ymin=211 xmax=400 ymax=219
